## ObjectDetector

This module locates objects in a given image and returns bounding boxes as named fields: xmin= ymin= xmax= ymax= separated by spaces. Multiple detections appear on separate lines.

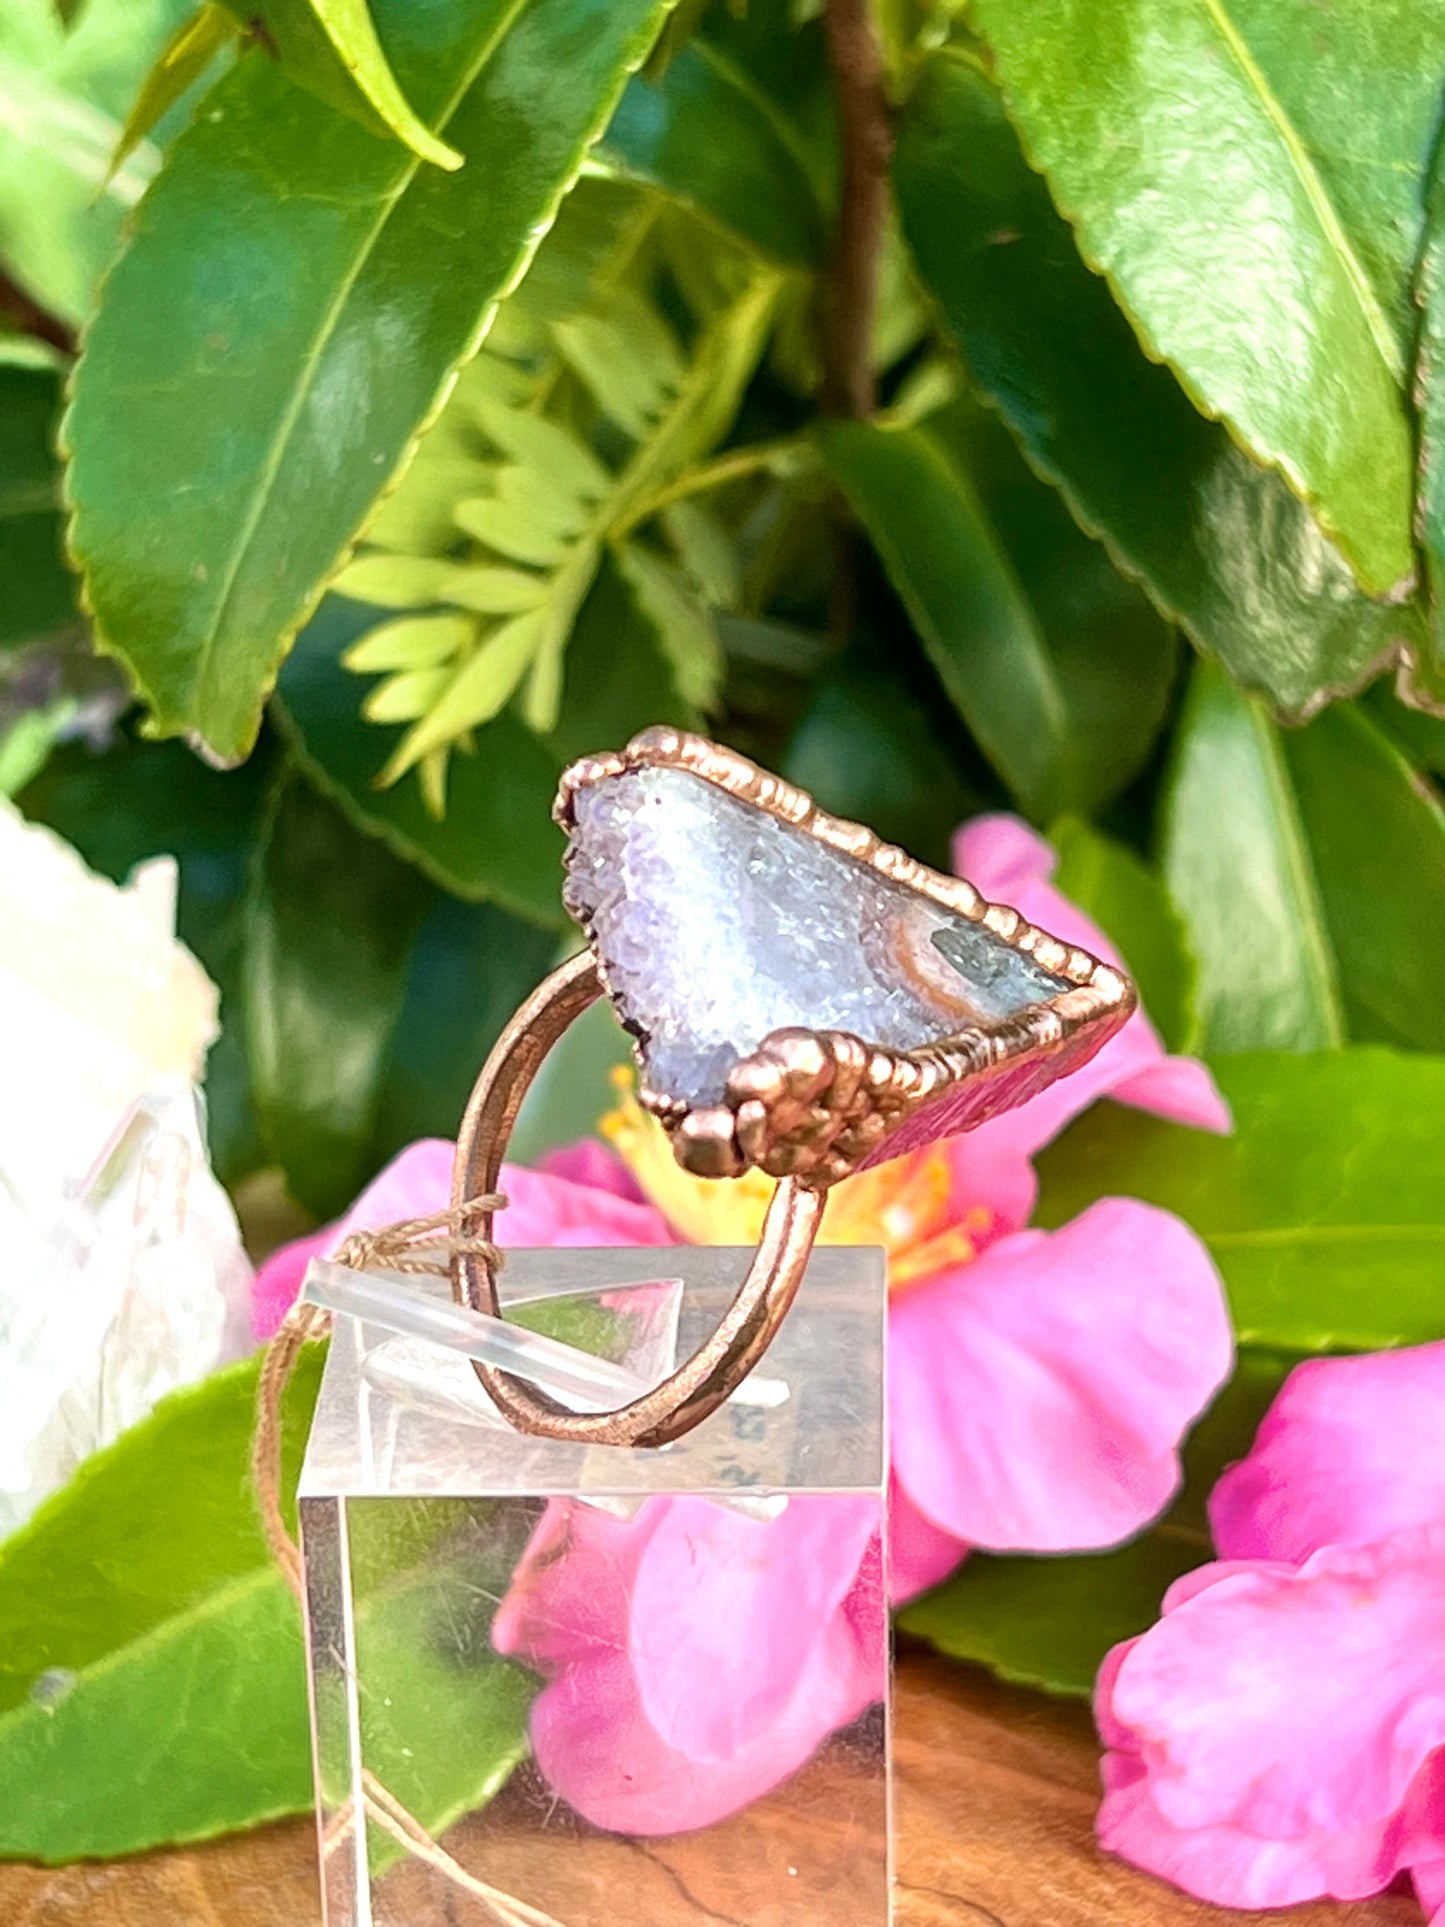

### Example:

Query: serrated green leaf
xmin=1164 ymin=663 xmax=1445 ymax=1054
xmin=454 ymin=496 xmax=571 ymax=568
xmin=462 ymin=387 xmax=610 ymax=502
xmin=661 ymin=498 xmax=740 ymax=608
xmin=545 ymin=544 xmax=702 ymax=764
xmin=66 ymin=0 xmax=677 ymax=763
xmin=274 ymin=597 xmax=567 ymax=927
xmin=362 ymin=665 xmax=452 ymax=722
xmin=1163 ymin=661 xmax=1343 ymax=1053
xmin=110 ymin=1 xmax=234 ymax=181
xmin=366 ymin=892 xmax=554 ymax=1161
xmin=968 ymin=0 xmax=1418 ymax=596
xmin=0 ymin=0 xmax=189 ymax=325
xmin=0 ymin=341 xmax=75 ymax=646
xmin=246 ymin=769 xmax=432 ymax=1214
xmin=379 ymin=608 xmax=544 ymax=785
xmin=895 ymin=55 xmax=1423 ymax=718
xmin=332 ymin=554 xmax=456 ymax=609
xmin=1412 ymin=135 xmax=1445 ymax=710
xmin=343 ymin=611 xmax=474 ymax=673
xmin=0 ymin=1350 xmax=322 ymax=1861
xmin=600 ymin=28 xmax=828 ymax=266
xmin=442 ymin=564 xmax=549 ymax=615
xmin=1035 ymin=1049 xmax=1445 ymax=1352
xmin=783 ymin=659 xmax=980 ymax=875
xmin=228 ymin=0 xmax=463 ymax=170
xmin=900 ymin=1530 xmax=1207 ymax=1698
xmin=822 ymin=409 xmax=1175 ymax=822
xmin=1049 ymin=817 xmax=1197 ymax=1055
xmin=1280 ymin=702 xmax=1445 ymax=1054
xmin=614 ymin=540 xmax=722 ymax=712
xmin=552 ymin=289 xmax=685 ymax=439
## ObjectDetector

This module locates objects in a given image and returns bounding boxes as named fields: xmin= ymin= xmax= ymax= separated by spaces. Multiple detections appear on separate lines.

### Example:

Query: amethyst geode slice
xmin=558 ymin=732 xmax=1134 ymax=1182
xmin=565 ymin=766 xmax=1074 ymax=1110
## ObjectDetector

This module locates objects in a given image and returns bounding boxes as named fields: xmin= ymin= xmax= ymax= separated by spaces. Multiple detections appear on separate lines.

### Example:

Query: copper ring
xmin=450 ymin=948 xmax=825 ymax=1449
xmin=449 ymin=727 xmax=1135 ymax=1450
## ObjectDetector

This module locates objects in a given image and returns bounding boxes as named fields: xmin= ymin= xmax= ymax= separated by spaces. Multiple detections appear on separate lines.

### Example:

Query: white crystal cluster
xmin=0 ymin=801 xmax=251 ymax=1535
xmin=564 ymin=768 xmax=1067 ymax=1107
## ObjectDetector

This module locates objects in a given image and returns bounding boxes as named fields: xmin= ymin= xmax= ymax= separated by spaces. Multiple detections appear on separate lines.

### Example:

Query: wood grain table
xmin=0 ymin=1647 xmax=1416 ymax=1927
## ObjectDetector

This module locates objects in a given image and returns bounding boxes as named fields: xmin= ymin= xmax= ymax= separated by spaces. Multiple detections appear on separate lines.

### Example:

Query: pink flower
xmin=252 ymin=811 xmax=1232 ymax=1836
xmin=492 ymin=1494 xmax=885 ymax=1836
xmin=1097 ymin=1341 xmax=1445 ymax=1920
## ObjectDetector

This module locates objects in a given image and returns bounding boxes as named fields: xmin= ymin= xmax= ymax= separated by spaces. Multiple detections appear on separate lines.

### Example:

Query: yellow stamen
xmin=601 ymin=1071 xmax=992 ymax=1291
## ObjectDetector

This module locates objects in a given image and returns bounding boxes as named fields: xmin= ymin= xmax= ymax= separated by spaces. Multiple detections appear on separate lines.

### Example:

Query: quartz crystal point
xmin=564 ymin=765 xmax=1073 ymax=1111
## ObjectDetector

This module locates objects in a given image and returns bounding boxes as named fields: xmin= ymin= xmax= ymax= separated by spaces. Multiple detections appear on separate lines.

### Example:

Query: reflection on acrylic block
xmin=299 ymin=1246 xmax=891 ymax=1927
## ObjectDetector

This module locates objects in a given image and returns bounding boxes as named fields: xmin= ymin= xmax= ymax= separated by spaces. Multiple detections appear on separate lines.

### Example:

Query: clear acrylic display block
xmin=298 ymin=1245 xmax=891 ymax=1927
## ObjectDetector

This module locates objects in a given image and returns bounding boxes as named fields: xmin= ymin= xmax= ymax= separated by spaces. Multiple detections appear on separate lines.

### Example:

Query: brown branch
xmin=0 ymin=266 xmax=76 ymax=359
xmin=819 ymin=0 xmax=892 ymax=418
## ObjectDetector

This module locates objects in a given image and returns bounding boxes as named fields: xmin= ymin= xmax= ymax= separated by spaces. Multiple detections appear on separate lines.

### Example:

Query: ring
xmin=451 ymin=728 xmax=1135 ymax=1447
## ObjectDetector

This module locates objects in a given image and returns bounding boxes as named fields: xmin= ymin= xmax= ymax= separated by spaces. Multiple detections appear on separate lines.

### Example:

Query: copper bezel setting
xmin=556 ymin=728 xmax=1136 ymax=1189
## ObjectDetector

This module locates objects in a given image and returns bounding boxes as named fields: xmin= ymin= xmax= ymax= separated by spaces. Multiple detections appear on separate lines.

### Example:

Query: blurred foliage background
xmin=3 ymin=0 xmax=1445 ymax=1863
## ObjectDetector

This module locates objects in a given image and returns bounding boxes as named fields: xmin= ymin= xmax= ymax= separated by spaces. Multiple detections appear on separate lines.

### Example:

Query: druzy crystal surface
xmin=564 ymin=767 xmax=1070 ymax=1108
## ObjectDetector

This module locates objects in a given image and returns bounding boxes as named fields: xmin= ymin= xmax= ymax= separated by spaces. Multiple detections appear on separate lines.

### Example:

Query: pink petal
xmin=249 ymin=1138 xmax=672 ymax=1340
xmin=1098 ymin=1612 xmax=1445 ymax=1911
xmin=252 ymin=1227 xmax=331 ymax=1341
xmin=495 ymin=1496 xmax=883 ymax=1837
xmin=537 ymin=1138 xmax=647 ymax=1202
xmin=1417 ymin=1856 xmax=1445 ymax=1924
xmin=1107 ymin=1529 xmax=1445 ymax=1859
xmin=630 ymin=1496 xmax=881 ymax=1760
xmin=889 ymin=1201 xmax=1232 ymax=1551
xmin=1211 ymin=1343 xmax=1445 ymax=1565
xmin=887 ymin=1472 xmax=968 ymax=1605
xmin=947 ymin=815 xmax=1230 ymax=1226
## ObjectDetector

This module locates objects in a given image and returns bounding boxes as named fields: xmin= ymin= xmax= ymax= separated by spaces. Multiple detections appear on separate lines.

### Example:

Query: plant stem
xmin=820 ymin=0 xmax=892 ymax=418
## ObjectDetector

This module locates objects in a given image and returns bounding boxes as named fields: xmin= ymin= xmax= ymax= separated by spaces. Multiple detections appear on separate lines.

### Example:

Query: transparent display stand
xmin=298 ymin=1245 xmax=892 ymax=1927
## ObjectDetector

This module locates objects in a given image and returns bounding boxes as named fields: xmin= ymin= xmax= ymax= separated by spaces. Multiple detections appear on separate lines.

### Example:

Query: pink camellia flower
xmin=254 ymin=811 xmax=1232 ymax=1836
xmin=493 ymin=1494 xmax=887 ymax=1836
xmin=1096 ymin=1341 xmax=1445 ymax=1921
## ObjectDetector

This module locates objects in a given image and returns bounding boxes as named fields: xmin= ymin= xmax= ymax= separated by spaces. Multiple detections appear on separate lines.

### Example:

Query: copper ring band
xmin=450 ymin=950 xmax=825 ymax=1448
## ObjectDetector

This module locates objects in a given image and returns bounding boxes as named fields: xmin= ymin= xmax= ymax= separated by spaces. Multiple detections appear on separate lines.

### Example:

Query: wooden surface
xmin=0 ymin=1647 xmax=1417 ymax=1926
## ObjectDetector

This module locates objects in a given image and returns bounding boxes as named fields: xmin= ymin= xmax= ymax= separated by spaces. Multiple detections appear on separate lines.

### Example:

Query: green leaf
xmin=894 ymin=54 xmax=1423 ymax=718
xmin=1162 ymin=660 xmax=1344 ymax=1053
xmin=822 ymin=408 xmax=1176 ymax=822
xmin=900 ymin=1529 xmax=1207 ymax=1698
xmin=110 ymin=1 xmax=234 ymax=181
xmin=783 ymin=659 xmax=980 ymax=875
xmin=365 ymin=893 xmax=555 ymax=1165
xmin=273 ymin=597 xmax=567 ymax=929
xmin=0 ymin=0 xmax=192 ymax=325
xmin=66 ymin=0 xmax=676 ymax=763
xmin=613 ymin=541 xmax=722 ymax=714
xmin=245 ymin=769 xmax=433 ymax=1216
xmin=1279 ymin=701 xmax=1445 ymax=1054
xmin=600 ymin=33 xmax=826 ymax=265
xmin=1361 ymin=677 xmax=1445 ymax=779
xmin=0 ymin=341 xmax=74 ymax=646
xmin=228 ymin=0 xmax=463 ymax=170
xmin=0 ymin=1351 xmax=322 ymax=1861
xmin=326 ymin=1499 xmax=533 ymax=1851
xmin=1049 ymin=817 xmax=1197 ymax=1055
xmin=967 ymin=1 xmax=1418 ymax=597
xmin=19 ymin=725 xmax=274 ymax=1184
xmin=1412 ymin=136 xmax=1445 ymax=710
xmin=1164 ymin=662 xmax=1445 ymax=1054
xmin=1035 ymin=1049 xmax=1445 ymax=1352
xmin=546 ymin=544 xmax=703 ymax=765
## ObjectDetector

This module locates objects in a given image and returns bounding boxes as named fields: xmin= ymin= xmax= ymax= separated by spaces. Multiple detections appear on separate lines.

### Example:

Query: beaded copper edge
xmin=555 ymin=727 xmax=1137 ymax=1189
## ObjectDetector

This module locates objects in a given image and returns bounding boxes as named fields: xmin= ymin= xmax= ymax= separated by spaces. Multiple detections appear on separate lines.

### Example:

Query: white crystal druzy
xmin=565 ymin=768 xmax=1067 ymax=1107
xmin=0 ymin=800 xmax=251 ymax=1536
